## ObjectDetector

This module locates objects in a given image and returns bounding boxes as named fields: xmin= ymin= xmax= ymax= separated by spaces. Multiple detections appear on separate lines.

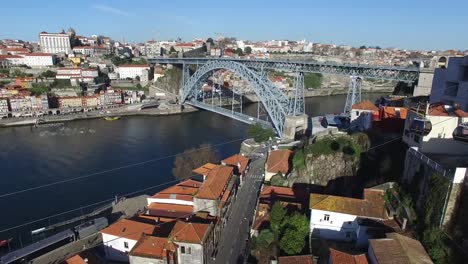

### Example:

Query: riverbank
xmin=0 ymin=104 xmax=199 ymax=128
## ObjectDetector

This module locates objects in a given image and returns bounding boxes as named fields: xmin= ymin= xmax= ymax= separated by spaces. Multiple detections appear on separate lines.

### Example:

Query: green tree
xmin=423 ymin=228 xmax=454 ymax=264
xmin=304 ymin=73 xmax=323 ymax=89
xmin=234 ymin=48 xmax=243 ymax=56
xmin=256 ymin=229 xmax=275 ymax=249
xmin=293 ymin=149 xmax=306 ymax=171
xmin=247 ymin=123 xmax=275 ymax=143
xmin=244 ymin=46 xmax=252 ymax=54
xmin=206 ymin=38 xmax=215 ymax=46
xmin=170 ymin=46 xmax=176 ymax=53
xmin=40 ymin=70 xmax=56 ymax=79
xmin=279 ymin=213 xmax=309 ymax=255
xmin=270 ymin=202 xmax=287 ymax=237
xmin=359 ymin=45 xmax=367 ymax=49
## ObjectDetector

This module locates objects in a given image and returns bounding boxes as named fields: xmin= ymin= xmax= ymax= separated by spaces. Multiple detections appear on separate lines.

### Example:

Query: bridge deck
xmin=186 ymin=100 xmax=272 ymax=128
xmin=148 ymin=57 xmax=420 ymax=82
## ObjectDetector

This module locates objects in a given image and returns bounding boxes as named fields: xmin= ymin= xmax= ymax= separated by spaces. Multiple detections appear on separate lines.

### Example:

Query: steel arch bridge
xmin=182 ymin=60 xmax=299 ymax=136
xmin=149 ymin=57 xmax=421 ymax=138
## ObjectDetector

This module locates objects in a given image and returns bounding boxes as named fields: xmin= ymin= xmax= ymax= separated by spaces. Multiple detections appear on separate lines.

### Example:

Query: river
xmin=0 ymin=93 xmax=387 ymax=241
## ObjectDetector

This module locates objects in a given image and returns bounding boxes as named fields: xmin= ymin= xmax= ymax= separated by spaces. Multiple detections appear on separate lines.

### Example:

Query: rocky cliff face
xmin=289 ymin=152 xmax=360 ymax=186
xmin=154 ymin=68 xmax=182 ymax=96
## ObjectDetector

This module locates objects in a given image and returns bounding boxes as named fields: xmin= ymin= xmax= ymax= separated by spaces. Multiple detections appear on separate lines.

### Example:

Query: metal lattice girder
xmin=182 ymin=60 xmax=290 ymax=135
xmin=344 ymin=76 xmax=362 ymax=114
xmin=148 ymin=57 xmax=420 ymax=82
xmin=292 ymin=72 xmax=305 ymax=115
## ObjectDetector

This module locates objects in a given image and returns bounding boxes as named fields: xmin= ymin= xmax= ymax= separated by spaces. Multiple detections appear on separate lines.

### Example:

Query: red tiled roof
xmin=266 ymin=150 xmax=293 ymax=174
xmin=222 ymin=154 xmax=250 ymax=174
xmin=0 ymin=55 xmax=23 ymax=59
xmin=369 ymin=233 xmax=433 ymax=264
xmin=169 ymin=220 xmax=210 ymax=244
xmin=2 ymin=48 xmax=29 ymax=52
xmin=380 ymin=107 xmax=408 ymax=119
xmin=278 ymin=255 xmax=314 ymax=264
xmin=129 ymin=235 xmax=176 ymax=259
xmin=196 ymin=165 xmax=233 ymax=200
xmin=428 ymin=103 xmax=468 ymax=117
xmin=310 ymin=189 xmax=386 ymax=219
xmin=330 ymin=248 xmax=368 ymax=264
xmin=261 ymin=185 xmax=309 ymax=202
xmin=147 ymin=203 xmax=194 ymax=218
xmin=192 ymin=163 xmax=217 ymax=176
xmin=23 ymin=53 xmax=53 ymax=56
xmin=152 ymin=179 xmax=201 ymax=198
xmin=64 ymin=255 xmax=87 ymax=264
xmin=352 ymin=100 xmax=378 ymax=111
xmin=100 ymin=219 xmax=155 ymax=241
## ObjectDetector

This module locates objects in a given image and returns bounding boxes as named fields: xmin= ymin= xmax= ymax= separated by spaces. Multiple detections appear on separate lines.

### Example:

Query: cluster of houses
xmin=99 ymin=154 xmax=250 ymax=264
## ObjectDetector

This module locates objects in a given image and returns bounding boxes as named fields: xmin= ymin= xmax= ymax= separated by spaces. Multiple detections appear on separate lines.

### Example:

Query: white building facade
xmin=117 ymin=65 xmax=150 ymax=80
xmin=39 ymin=32 xmax=72 ymax=54
xmin=22 ymin=53 xmax=55 ymax=67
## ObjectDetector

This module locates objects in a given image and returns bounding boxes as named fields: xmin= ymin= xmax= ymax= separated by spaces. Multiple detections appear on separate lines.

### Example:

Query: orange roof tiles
xmin=100 ymin=219 xmax=155 ymax=241
xmin=330 ymin=248 xmax=368 ymax=264
xmin=152 ymin=179 xmax=202 ymax=199
xmin=192 ymin=163 xmax=217 ymax=176
xmin=369 ymin=233 xmax=433 ymax=264
xmin=310 ymin=189 xmax=386 ymax=219
xmin=266 ymin=150 xmax=293 ymax=174
xmin=148 ymin=203 xmax=194 ymax=218
xmin=196 ymin=165 xmax=233 ymax=200
xmin=278 ymin=255 xmax=314 ymax=264
xmin=222 ymin=154 xmax=250 ymax=174
xmin=352 ymin=100 xmax=379 ymax=111
xmin=428 ymin=103 xmax=468 ymax=117
xmin=169 ymin=221 xmax=210 ymax=244
xmin=129 ymin=235 xmax=176 ymax=259
xmin=380 ymin=107 xmax=408 ymax=119
xmin=23 ymin=53 xmax=53 ymax=56
xmin=64 ymin=255 xmax=87 ymax=264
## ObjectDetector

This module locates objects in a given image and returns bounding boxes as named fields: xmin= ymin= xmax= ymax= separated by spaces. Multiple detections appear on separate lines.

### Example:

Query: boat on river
xmin=103 ymin=116 xmax=120 ymax=121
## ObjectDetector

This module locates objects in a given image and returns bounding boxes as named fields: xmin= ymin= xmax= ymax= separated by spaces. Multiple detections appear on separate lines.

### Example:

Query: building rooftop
xmin=369 ymin=233 xmax=432 ymax=264
xmin=196 ymin=165 xmax=234 ymax=200
xmin=192 ymin=163 xmax=218 ymax=176
xmin=310 ymin=189 xmax=386 ymax=219
xmin=329 ymin=248 xmax=368 ymax=264
xmin=278 ymin=255 xmax=315 ymax=264
xmin=428 ymin=103 xmax=468 ymax=117
xmin=100 ymin=219 xmax=155 ymax=241
xmin=152 ymin=179 xmax=202 ymax=199
xmin=380 ymin=106 xmax=408 ymax=119
xmin=129 ymin=234 xmax=176 ymax=259
xmin=266 ymin=149 xmax=293 ymax=174
xmin=147 ymin=203 xmax=194 ymax=218
xmin=169 ymin=220 xmax=210 ymax=244
xmin=63 ymin=255 xmax=87 ymax=264
xmin=352 ymin=100 xmax=379 ymax=111
xmin=222 ymin=154 xmax=250 ymax=174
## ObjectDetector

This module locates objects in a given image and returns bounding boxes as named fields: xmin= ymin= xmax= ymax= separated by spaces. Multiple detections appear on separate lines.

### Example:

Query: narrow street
xmin=212 ymin=156 xmax=266 ymax=264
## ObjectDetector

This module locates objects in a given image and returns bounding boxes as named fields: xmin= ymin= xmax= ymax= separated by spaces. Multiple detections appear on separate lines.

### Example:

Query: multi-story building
xmin=57 ymin=96 xmax=83 ymax=108
xmin=21 ymin=53 xmax=55 ymax=67
xmin=99 ymin=90 xmax=123 ymax=106
xmin=72 ymin=46 xmax=110 ymax=56
xmin=39 ymin=32 xmax=72 ymax=54
xmin=0 ymin=98 xmax=9 ymax=116
xmin=116 ymin=65 xmax=150 ymax=80
xmin=0 ymin=55 xmax=23 ymax=65
xmin=8 ymin=96 xmax=33 ymax=112
xmin=430 ymin=55 xmax=468 ymax=111
xmin=56 ymin=67 xmax=98 ymax=83
xmin=81 ymin=96 xmax=99 ymax=109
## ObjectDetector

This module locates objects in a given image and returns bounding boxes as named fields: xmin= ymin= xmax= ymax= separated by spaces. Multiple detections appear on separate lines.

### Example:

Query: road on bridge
xmin=211 ymin=156 xmax=266 ymax=264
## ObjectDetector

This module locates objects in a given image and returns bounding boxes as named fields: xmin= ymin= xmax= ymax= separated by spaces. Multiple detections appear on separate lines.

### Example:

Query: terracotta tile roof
xmin=148 ymin=202 xmax=194 ymax=218
xmin=369 ymin=233 xmax=433 ymax=264
xmin=329 ymin=248 xmax=368 ymax=264
xmin=222 ymin=154 xmax=250 ymax=174
xmin=64 ymin=255 xmax=87 ymax=264
xmin=23 ymin=53 xmax=53 ymax=56
xmin=352 ymin=100 xmax=378 ymax=111
xmin=196 ymin=165 xmax=233 ymax=200
xmin=101 ymin=219 xmax=155 ymax=241
xmin=380 ymin=106 xmax=408 ymax=119
xmin=428 ymin=103 xmax=468 ymax=117
xmin=152 ymin=179 xmax=202 ymax=199
xmin=129 ymin=234 xmax=176 ymax=259
xmin=278 ymin=255 xmax=314 ymax=264
xmin=0 ymin=55 xmax=23 ymax=59
xmin=310 ymin=189 xmax=386 ymax=219
xmin=192 ymin=163 xmax=218 ymax=176
xmin=169 ymin=220 xmax=210 ymax=244
xmin=266 ymin=150 xmax=293 ymax=174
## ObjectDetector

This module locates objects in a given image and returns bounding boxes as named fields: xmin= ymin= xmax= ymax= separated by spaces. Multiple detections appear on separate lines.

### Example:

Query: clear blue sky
xmin=2 ymin=0 xmax=467 ymax=51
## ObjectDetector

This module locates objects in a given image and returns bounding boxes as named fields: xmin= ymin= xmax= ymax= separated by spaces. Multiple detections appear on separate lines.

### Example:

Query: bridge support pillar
xmin=282 ymin=114 xmax=308 ymax=140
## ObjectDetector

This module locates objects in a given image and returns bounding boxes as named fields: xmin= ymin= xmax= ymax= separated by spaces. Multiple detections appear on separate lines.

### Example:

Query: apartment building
xmin=39 ymin=32 xmax=72 ymax=54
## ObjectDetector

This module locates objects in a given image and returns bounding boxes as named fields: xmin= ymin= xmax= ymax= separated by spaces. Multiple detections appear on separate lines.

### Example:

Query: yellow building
xmin=58 ymin=96 xmax=82 ymax=108
xmin=68 ymin=57 xmax=82 ymax=67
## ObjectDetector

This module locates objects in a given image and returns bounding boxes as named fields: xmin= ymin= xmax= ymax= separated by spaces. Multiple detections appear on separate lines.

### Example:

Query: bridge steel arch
xmin=182 ymin=60 xmax=294 ymax=136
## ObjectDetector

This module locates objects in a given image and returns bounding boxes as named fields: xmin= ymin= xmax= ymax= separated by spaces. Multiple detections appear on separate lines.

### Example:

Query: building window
xmin=324 ymin=214 xmax=330 ymax=221
xmin=181 ymin=246 xmax=185 ymax=254
xmin=187 ymin=247 xmax=192 ymax=254
xmin=124 ymin=242 xmax=129 ymax=249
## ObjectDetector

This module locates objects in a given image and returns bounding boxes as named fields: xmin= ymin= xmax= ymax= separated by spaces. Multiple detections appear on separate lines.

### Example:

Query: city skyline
xmin=2 ymin=0 xmax=467 ymax=51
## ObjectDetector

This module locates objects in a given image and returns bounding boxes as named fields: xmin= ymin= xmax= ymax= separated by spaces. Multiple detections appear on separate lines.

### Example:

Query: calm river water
xmin=0 ymin=93 xmax=387 ymax=240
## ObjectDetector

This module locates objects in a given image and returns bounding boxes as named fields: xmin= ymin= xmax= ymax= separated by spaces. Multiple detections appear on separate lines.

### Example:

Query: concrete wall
xmin=310 ymin=209 xmax=359 ymax=242
xmin=193 ymin=197 xmax=218 ymax=217
xmin=130 ymin=255 xmax=167 ymax=264
xmin=176 ymin=242 xmax=203 ymax=264
xmin=442 ymin=167 xmax=468 ymax=227
xmin=413 ymin=69 xmax=434 ymax=96
xmin=102 ymin=233 xmax=137 ymax=262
